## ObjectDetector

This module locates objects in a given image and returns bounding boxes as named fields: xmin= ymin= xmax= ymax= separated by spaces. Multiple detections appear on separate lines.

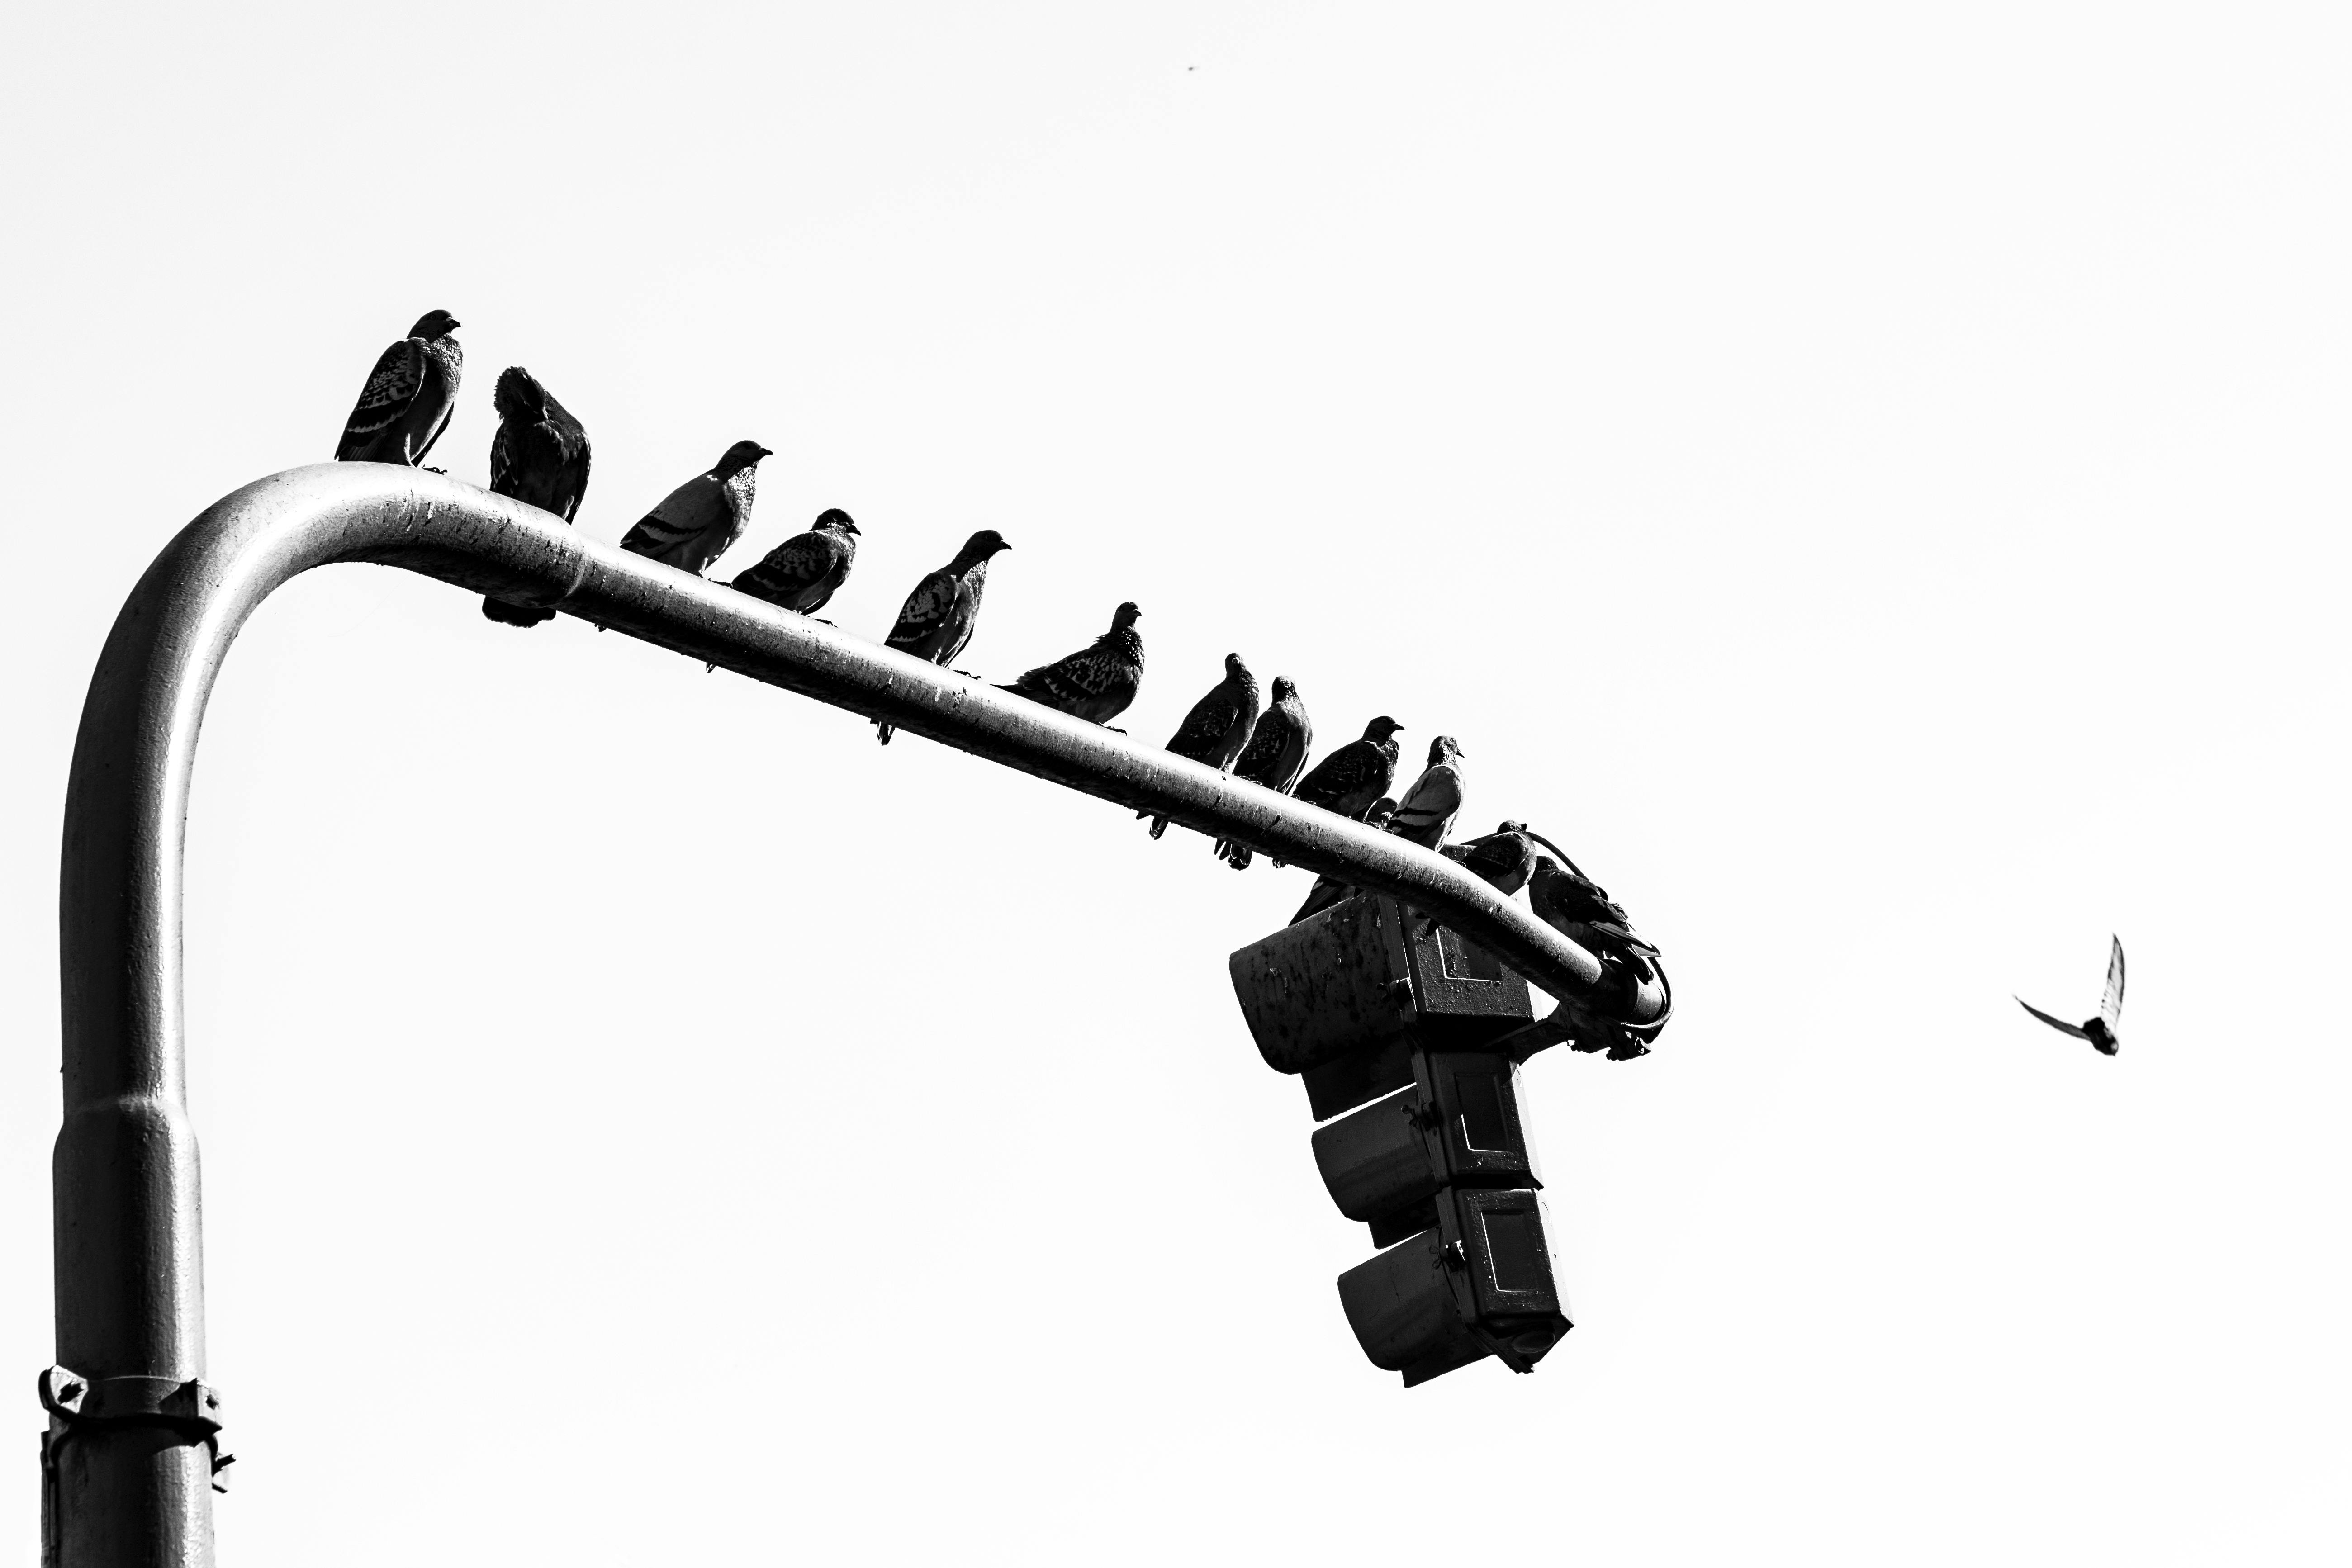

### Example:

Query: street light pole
xmin=48 ymin=463 xmax=1666 ymax=1565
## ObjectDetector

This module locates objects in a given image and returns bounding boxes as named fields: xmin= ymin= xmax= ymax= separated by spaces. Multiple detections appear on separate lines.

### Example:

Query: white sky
xmin=3 ymin=2 xmax=2347 ymax=1563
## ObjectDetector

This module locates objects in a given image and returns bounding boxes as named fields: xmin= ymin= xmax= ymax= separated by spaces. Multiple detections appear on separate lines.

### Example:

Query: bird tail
xmin=481 ymin=597 xmax=554 ymax=629
xmin=875 ymin=721 xmax=895 ymax=746
xmin=1148 ymin=815 xmax=1170 ymax=840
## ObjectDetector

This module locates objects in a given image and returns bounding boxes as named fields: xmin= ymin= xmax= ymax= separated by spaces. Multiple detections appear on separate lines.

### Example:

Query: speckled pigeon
xmin=480 ymin=366 xmax=591 ymax=629
xmin=335 ymin=309 xmax=462 ymax=466
xmin=874 ymin=529 xmax=1012 ymax=744
xmin=1385 ymin=736 xmax=1465 ymax=850
xmin=1294 ymin=716 xmax=1403 ymax=821
xmin=730 ymin=509 xmax=860 ymax=616
xmin=620 ymin=440 xmax=771 ymax=576
xmin=1142 ymin=653 xmax=1261 ymax=838
xmin=998 ymin=602 xmax=1144 ymax=728
xmin=1444 ymin=821 xmax=1539 ymax=898
xmin=1218 ymin=675 xmax=1314 ymax=869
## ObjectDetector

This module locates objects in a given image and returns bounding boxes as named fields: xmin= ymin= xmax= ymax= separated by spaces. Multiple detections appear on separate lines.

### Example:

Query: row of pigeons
xmin=332 ymin=310 xmax=1660 ymax=990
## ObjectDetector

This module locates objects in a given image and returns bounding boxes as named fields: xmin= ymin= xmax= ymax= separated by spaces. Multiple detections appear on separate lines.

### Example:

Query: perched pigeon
xmin=1445 ymin=821 xmax=1539 ymax=898
xmin=1289 ymin=799 xmax=1398 ymax=925
xmin=1412 ymin=820 xmax=1540 ymax=940
xmin=1385 ymin=736 xmax=1466 ymax=850
xmin=1143 ymin=654 xmax=1261 ymax=839
xmin=620 ymin=440 xmax=772 ymax=577
xmin=730 ymin=509 xmax=860 ymax=616
xmin=1528 ymin=852 xmax=1659 ymax=965
xmin=480 ymin=366 xmax=592 ymax=628
xmin=999 ymin=602 xmax=1145 ymax=728
xmin=874 ymin=529 xmax=1013 ymax=744
xmin=1218 ymin=676 xmax=1314 ymax=869
xmin=335 ymin=310 xmax=463 ymax=466
xmin=2016 ymin=936 xmax=2125 ymax=1056
xmin=1294 ymin=716 xmax=1404 ymax=822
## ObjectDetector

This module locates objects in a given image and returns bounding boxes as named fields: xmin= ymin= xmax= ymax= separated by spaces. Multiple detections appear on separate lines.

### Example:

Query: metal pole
xmin=51 ymin=463 xmax=1666 ymax=1565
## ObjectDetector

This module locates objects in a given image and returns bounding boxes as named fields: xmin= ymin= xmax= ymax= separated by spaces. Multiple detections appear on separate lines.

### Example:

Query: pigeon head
xmin=1110 ymin=602 xmax=1142 ymax=631
xmin=1363 ymin=715 xmax=1404 ymax=742
xmin=1429 ymin=735 xmax=1464 ymax=764
xmin=713 ymin=440 xmax=773 ymax=477
xmin=815 ymin=508 xmax=858 ymax=535
xmin=1224 ymin=652 xmax=1250 ymax=678
xmin=492 ymin=365 xmax=547 ymax=422
xmin=409 ymin=309 xmax=461 ymax=340
xmin=951 ymin=529 xmax=1012 ymax=569
xmin=1270 ymin=676 xmax=1297 ymax=701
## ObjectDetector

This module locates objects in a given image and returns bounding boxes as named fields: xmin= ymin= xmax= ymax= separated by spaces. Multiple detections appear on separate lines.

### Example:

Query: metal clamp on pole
xmin=38 ymin=1367 xmax=233 ymax=1494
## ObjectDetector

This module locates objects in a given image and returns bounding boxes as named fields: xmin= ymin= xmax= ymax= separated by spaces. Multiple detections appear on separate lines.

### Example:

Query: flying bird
xmin=1289 ymin=798 xmax=1398 ymax=925
xmin=874 ymin=529 xmax=1013 ymax=744
xmin=2015 ymin=937 xmax=2125 ymax=1056
xmin=1143 ymin=654 xmax=1261 ymax=839
xmin=620 ymin=440 xmax=771 ymax=577
xmin=1385 ymin=736 xmax=1466 ymax=850
xmin=1217 ymin=676 xmax=1314 ymax=868
xmin=1294 ymin=716 xmax=1404 ymax=822
xmin=334 ymin=309 xmax=463 ymax=467
xmin=479 ymin=366 xmax=592 ymax=628
xmin=729 ymin=509 xmax=860 ymax=617
xmin=999 ymin=602 xmax=1145 ymax=728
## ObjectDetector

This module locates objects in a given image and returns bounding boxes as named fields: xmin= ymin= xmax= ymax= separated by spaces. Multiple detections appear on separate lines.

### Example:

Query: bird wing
xmin=1232 ymin=709 xmax=1295 ymax=787
xmin=1166 ymin=684 xmax=1242 ymax=762
xmin=1394 ymin=763 xmax=1461 ymax=819
xmin=488 ymin=418 xmax=518 ymax=498
xmin=887 ymin=569 xmax=963 ymax=656
xmin=2100 ymin=936 xmax=2125 ymax=1031
xmin=1295 ymin=743 xmax=1371 ymax=805
xmin=557 ymin=436 xmax=591 ymax=522
xmin=1386 ymin=763 xmax=1462 ymax=838
xmin=734 ymin=531 xmax=836 ymax=603
xmin=337 ymin=338 xmax=425 ymax=452
xmin=2015 ymin=998 xmax=2091 ymax=1041
xmin=1015 ymin=644 xmax=1129 ymax=708
xmin=620 ymin=475 xmax=720 ymax=561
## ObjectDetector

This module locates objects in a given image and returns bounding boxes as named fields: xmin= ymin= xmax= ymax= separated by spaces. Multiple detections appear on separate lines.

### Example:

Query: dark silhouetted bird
xmin=729 ymin=509 xmax=860 ymax=617
xmin=620 ymin=440 xmax=771 ymax=577
xmin=1142 ymin=654 xmax=1261 ymax=839
xmin=999 ymin=602 xmax=1144 ymax=728
xmin=2016 ymin=936 xmax=2125 ymax=1056
xmin=335 ymin=310 xmax=463 ymax=467
xmin=1289 ymin=798 xmax=1398 ymax=924
xmin=1445 ymin=821 xmax=1539 ymax=897
xmin=1413 ymin=820 xmax=1540 ymax=939
xmin=1528 ymin=852 xmax=1659 ymax=966
xmin=874 ymin=529 xmax=1012 ymax=744
xmin=1218 ymin=675 xmax=1314 ymax=869
xmin=479 ymin=366 xmax=592 ymax=629
xmin=1295 ymin=716 xmax=1404 ymax=822
xmin=1386 ymin=736 xmax=1465 ymax=850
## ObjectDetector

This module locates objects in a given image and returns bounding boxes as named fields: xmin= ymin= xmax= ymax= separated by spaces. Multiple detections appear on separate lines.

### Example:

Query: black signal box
xmin=1336 ymin=1186 xmax=1571 ymax=1388
xmin=1228 ymin=895 xmax=1534 ymax=1119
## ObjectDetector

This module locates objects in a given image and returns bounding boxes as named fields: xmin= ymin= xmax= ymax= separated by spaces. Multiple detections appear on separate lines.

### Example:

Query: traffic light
xmin=1230 ymin=893 xmax=1572 ymax=1386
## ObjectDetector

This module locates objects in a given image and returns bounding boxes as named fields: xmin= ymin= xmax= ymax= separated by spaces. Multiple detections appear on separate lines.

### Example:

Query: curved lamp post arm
xmin=52 ymin=463 xmax=1665 ymax=1566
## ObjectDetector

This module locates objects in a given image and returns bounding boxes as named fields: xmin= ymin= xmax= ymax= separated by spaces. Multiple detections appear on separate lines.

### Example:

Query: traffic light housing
xmin=1230 ymin=893 xmax=1572 ymax=1386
